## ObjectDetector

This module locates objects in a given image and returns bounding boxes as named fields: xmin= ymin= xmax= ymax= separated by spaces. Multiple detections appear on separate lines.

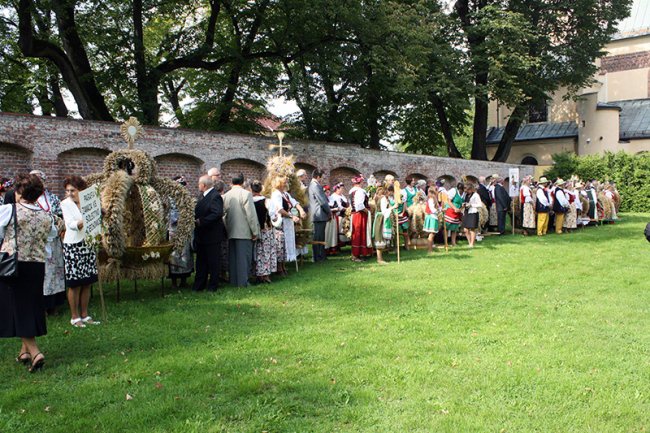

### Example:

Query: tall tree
xmin=451 ymin=0 xmax=632 ymax=161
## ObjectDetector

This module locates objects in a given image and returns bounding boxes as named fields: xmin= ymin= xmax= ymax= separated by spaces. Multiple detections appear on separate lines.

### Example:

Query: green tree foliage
xmin=0 ymin=0 xmax=633 ymax=159
xmin=545 ymin=151 xmax=650 ymax=212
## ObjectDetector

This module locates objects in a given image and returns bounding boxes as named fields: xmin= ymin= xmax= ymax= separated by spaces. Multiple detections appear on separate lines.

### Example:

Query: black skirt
xmin=63 ymin=241 xmax=98 ymax=287
xmin=462 ymin=212 xmax=479 ymax=229
xmin=0 ymin=261 xmax=47 ymax=338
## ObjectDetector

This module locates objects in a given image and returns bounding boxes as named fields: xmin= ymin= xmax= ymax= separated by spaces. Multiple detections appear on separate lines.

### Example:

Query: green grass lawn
xmin=1 ymin=214 xmax=649 ymax=433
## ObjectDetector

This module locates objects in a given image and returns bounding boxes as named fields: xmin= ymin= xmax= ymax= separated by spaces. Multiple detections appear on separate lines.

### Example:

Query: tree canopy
xmin=0 ymin=0 xmax=632 ymax=159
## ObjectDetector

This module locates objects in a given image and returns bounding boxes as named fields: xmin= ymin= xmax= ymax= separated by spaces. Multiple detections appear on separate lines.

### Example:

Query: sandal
xmin=28 ymin=352 xmax=45 ymax=373
xmin=70 ymin=318 xmax=86 ymax=328
xmin=81 ymin=316 xmax=100 ymax=325
xmin=16 ymin=352 xmax=31 ymax=365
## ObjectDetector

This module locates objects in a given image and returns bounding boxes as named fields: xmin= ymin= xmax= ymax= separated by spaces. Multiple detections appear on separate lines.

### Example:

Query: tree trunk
xmin=364 ymin=62 xmax=381 ymax=149
xmin=456 ymin=0 xmax=490 ymax=161
xmin=49 ymin=71 xmax=68 ymax=117
xmin=50 ymin=0 xmax=113 ymax=120
xmin=217 ymin=62 xmax=243 ymax=126
xmin=133 ymin=0 xmax=160 ymax=125
xmin=283 ymin=58 xmax=316 ymax=138
xmin=492 ymin=103 xmax=526 ymax=162
xmin=162 ymin=79 xmax=186 ymax=124
xmin=36 ymin=84 xmax=52 ymax=116
xmin=321 ymin=69 xmax=340 ymax=142
xmin=430 ymin=92 xmax=463 ymax=158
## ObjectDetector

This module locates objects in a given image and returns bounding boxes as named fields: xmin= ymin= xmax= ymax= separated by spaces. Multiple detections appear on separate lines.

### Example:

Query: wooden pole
xmin=395 ymin=209 xmax=401 ymax=263
xmin=511 ymin=197 xmax=516 ymax=235
xmin=96 ymin=260 xmax=107 ymax=321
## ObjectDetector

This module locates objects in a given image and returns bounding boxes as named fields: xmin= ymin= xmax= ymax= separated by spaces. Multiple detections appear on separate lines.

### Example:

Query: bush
xmin=545 ymin=151 xmax=650 ymax=212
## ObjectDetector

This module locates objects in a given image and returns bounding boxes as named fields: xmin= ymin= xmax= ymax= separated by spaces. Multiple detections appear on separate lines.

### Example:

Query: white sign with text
xmin=79 ymin=184 xmax=102 ymax=237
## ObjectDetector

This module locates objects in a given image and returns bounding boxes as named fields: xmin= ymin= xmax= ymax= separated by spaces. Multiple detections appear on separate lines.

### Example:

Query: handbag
xmin=0 ymin=204 xmax=19 ymax=279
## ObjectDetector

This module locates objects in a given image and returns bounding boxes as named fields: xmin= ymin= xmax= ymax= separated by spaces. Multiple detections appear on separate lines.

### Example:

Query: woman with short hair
xmin=60 ymin=176 xmax=99 ymax=328
xmin=0 ymin=173 xmax=53 ymax=372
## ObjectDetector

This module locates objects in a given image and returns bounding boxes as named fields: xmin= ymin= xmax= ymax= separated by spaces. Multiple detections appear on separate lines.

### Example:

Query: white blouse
xmin=467 ymin=192 xmax=482 ymax=214
xmin=349 ymin=186 xmax=367 ymax=212
xmin=60 ymin=197 xmax=87 ymax=244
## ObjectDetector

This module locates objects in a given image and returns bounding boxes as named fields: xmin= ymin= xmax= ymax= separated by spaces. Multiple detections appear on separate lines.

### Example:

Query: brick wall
xmin=54 ymin=148 xmax=110 ymax=196
xmin=0 ymin=142 xmax=32 ymax=180
xmin=155 ymin=154 xmax=204 ymax=191
xmin=221 ymin=159 xmax=266 ymax=185
xmin=0 ymin=113 xmax=533 ymax=196
xmin=329 ymin=167 xmax=361 ymax=192
xmin=600 ymin=50 xmax=650 ymax=73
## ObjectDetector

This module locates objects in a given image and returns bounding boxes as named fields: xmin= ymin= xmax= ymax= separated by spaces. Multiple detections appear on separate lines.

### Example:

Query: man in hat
xmin=535 ymin=177 xmax=551 ymax=236
xmin=349 ymin=175 xmax=372 ymax=262
xmin=552 ymin=178 xmax=569 ymax=234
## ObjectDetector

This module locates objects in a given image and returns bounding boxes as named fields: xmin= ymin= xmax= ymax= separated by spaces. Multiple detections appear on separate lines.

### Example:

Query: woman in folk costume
xmin=519 ymin=175 xmax=536 ymax=235
xmin=251 ymin=180 xmax=277 ymax=284
xmin=328 ymin=182 xmax=349 ymax=249
xmin=391 ymin=189 xmax=411 ymax=251
xmin=461 ymin=183 xmax=482 ymax=247
xmin=401 ymin=176 xmax=417 ymax=249
xmin=563 ymin=181 xmax=578 ymax=232
xmin=29 ymin=170 xmax=66 ymax=314
xmin=423 ymin=186 xmax=440 ymax=253
xmin=584 ymin=180 xmax=598 ymax=221
xmin=372 ymin=186 xmax=394 ymax=264
xmin=270 ymin=176 xmax=305 ymax=266
xmin=323 ymin=185 xmax=339 ymax=255
xmin=349 ymin=175 xmax=373 ymax=262
xmin=443 ymin=181 xmax=464 ymax=247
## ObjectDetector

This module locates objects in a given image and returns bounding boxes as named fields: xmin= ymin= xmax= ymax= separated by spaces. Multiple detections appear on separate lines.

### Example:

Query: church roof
xmin=486 ymin=121 xmax=578 ymax=144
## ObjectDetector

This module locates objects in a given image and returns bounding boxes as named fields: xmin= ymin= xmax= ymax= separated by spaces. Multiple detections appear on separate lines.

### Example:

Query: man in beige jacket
xmin=222 ymin=173 xmax=260 ymax=287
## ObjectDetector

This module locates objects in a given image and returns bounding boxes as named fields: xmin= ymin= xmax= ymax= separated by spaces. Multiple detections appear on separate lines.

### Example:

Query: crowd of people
xmin=0 ymin=166 xmax=621 ymax=373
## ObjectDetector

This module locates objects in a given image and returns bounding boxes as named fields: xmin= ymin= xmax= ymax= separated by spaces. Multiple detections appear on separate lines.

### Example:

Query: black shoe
xmin=28 ymin=353 xmax=45 ymax=373
xmin=16 ymin=352 xmax=31 ymax=365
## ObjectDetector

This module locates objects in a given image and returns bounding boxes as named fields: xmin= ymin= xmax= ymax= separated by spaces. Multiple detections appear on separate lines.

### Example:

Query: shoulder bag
xmin=0 ymin=204 xmax=19 ymax=279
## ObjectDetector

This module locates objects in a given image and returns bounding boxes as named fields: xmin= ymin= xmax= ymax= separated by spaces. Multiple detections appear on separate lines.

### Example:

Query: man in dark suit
xmin=308 ymin=169 xmax=331 ymax=262
xmin=192 ymin=175 xmax=225 ymax=292
xmin=494 ymin=177 xmax=512 ymax=235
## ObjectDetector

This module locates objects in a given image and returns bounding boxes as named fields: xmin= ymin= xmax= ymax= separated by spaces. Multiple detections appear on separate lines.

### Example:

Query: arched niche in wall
xmin=221 ymin=158 xmax=267 ymax=184
xmin=0 ymin=142 xmax=33 ymax=180
xmin=329 ymin=166 xmax=361 ymax=191
xmin=155 ymin=153 xmax=205 ymax=188
xmin=56 ymin=147 xmax=111 ymax=196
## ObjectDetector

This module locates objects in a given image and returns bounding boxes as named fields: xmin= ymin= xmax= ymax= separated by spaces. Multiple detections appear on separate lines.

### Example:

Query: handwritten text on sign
xmin=79 ymin=185 xmax=102 ymax=237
